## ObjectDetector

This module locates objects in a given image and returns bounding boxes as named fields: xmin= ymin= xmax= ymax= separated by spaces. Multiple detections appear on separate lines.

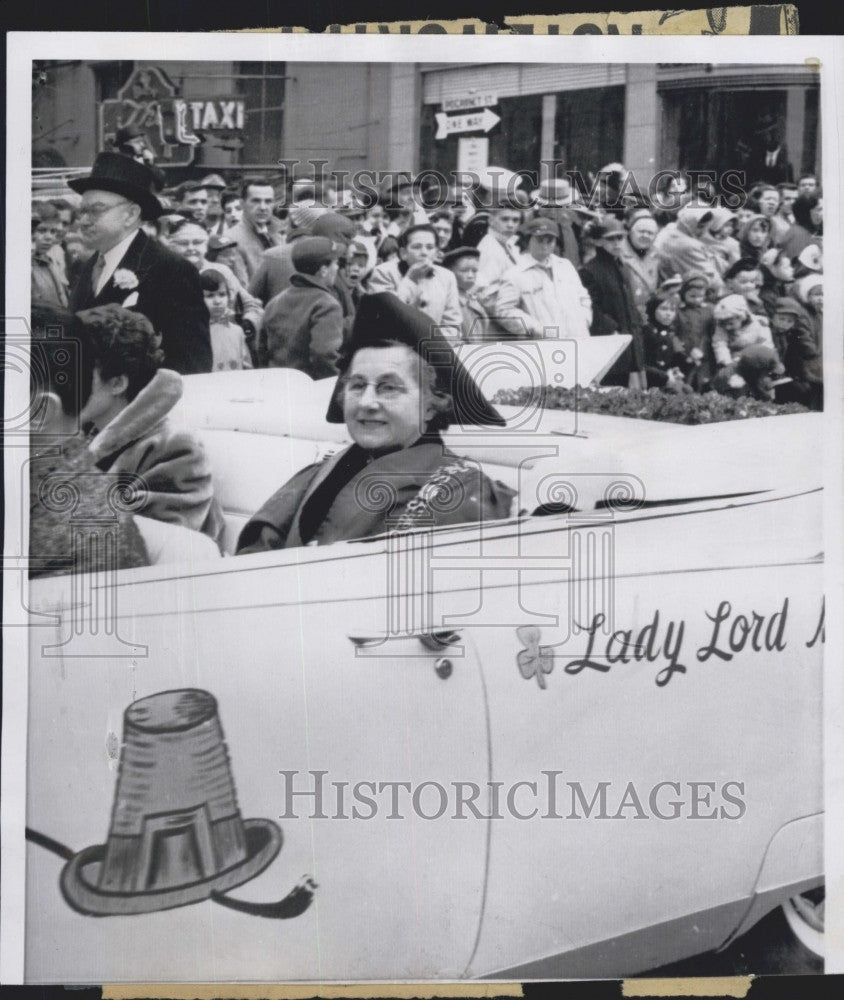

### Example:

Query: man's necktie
xmin=91 ymin=254 xmax=106 ymax=296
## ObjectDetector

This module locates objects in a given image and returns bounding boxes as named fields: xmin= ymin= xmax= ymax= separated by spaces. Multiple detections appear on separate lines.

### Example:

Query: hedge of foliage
xmin=491 ymin=386 xmax=809 ymax=425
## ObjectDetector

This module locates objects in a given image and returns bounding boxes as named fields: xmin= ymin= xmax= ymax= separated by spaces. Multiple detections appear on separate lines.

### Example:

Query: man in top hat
xmin=236 ymin=292 xmax=515 ymax=554
xmin=496 ymin=216 xmax=592 ymax=340
xmin=69 ymin=152 xmax=212 ymax=374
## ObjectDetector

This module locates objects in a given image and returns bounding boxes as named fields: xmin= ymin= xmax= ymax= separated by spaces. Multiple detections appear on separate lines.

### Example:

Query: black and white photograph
xmin=2 ymin=30 xmax=842 ymax=986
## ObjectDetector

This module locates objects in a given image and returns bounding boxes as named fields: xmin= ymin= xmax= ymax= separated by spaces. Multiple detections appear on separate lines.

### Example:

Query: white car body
xmin=24 ymin=367 xmax=823 ymax=982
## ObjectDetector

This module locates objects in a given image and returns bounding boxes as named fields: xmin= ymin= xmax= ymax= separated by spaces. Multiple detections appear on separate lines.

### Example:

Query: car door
xmin=456 ymin=489 xmax=823 ymax=977
xmin=25 ymin=534 xmax=490 ymax=983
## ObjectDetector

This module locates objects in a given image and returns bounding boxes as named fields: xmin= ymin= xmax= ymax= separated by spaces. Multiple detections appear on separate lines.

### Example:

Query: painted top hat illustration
xmin=61 ymin=689 xmax=283 ymax=916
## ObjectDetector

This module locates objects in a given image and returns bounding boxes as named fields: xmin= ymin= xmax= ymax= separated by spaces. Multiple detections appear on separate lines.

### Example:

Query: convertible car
xmin=24 ymin=361 xmax=824 ymax=982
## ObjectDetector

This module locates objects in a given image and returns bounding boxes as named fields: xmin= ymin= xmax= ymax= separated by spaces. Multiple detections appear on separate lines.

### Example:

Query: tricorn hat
xmin=69 ymin=152 xmax=163 ymax=221
xmin=60 ymin=689 xmax=282 ymax=916
xmin=325 ymin=292 xmax=505 ymax=428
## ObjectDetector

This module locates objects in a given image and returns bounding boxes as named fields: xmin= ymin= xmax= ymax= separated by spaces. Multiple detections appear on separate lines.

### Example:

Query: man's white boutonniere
xmin=113 ymin=269 xmax=139 ymax=290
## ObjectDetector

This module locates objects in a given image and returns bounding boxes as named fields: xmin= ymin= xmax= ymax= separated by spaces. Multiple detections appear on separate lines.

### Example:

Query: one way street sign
xmin=434 ymin=107 xmax=501 ymax=140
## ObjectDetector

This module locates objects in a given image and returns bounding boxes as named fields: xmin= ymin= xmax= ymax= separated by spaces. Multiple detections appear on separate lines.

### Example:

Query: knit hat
xmin=680 ymin=273 xmax=709 ymax=294
xmin=796 ymin=274 xmax=822 ymax=304
xmin=624 ymin=205 xmax=656 ymax=230
xmin=713 ymin=294 xmax=752 ymax=322
xmin=796 ymin=244 xmax=822 ymax=272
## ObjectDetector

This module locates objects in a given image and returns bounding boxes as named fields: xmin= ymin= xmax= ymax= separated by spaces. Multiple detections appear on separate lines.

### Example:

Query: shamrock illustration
xmin=516 ymin=626 xmax=555 ymax=689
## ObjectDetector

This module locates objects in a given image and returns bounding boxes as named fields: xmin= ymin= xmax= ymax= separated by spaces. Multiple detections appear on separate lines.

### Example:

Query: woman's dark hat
xmin=325 ymin=292 xmax=505 ymax=428
xmin=69 ymin=152 xmax=163 ymax=221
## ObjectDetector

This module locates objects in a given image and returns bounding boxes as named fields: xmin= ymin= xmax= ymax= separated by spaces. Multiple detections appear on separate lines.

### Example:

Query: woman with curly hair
xmin=77 ymin=304 xmax=225 ymax=545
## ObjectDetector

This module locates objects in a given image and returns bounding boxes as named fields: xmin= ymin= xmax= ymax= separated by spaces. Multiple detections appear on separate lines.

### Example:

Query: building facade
xmin=32 ymin=60 xmax=820 ymax=191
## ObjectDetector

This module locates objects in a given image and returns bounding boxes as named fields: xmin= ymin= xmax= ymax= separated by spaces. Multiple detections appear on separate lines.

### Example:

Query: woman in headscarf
xmin=652 ymin=205 xmax=723 ymax=294
xmin=737 ymin=214 xmax=773 ymax=264
xmin=701 ymin=208 xmax=741 ymax=279
xmin=236 ymin=293 xmax=516 ymax=553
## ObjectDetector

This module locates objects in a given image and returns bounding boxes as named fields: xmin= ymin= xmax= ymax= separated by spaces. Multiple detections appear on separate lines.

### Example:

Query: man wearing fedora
xmin=69 ymin=152 xmax=212 ymax=374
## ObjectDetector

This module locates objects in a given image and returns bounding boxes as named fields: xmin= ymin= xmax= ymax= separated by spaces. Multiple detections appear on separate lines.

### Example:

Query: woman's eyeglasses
xmin=343 ymin=377 xmax=410 ymax=401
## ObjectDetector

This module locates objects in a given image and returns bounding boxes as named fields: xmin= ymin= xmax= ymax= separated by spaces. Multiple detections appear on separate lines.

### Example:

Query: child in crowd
xmin=31 ymin=203 xmax=68 ymax=307
xmin=344 ymin=240 xmax=374 ymax=307
xmin=206 ymin=231 xmax=250 ymax=288
xmin=673 ymin=274 xmax=714 ymax=392
xmin=442 ymin=246 xmax=491 ymax=342
xmin=795 ymin=274 xmax=823 ymax=344
xmin=758 ymin=248 xmax=795 ymax=319
xmin=712 ymin=294 xmax=776 ymax=368
xmin=221 ymin=190 xmax=243 ymax=229
xmin=640 ymin=293 xmax=689 ymax=392
xmin=770 ymin=297 xmax=823 ymax=410
xmin=200 ymin=269 xmax=253 ymax=371
xmin=261 ymin=236 xmax=343 ymax=377
xmin=723 ymin=258 xmax=767 ymax=315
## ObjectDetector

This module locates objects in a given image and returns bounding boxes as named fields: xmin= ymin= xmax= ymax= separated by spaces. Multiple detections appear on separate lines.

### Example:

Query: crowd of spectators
xmin=33 ymin=156 xmax=824 ymax=409
xmin=28 ymin=144 xmax=824 ymax=576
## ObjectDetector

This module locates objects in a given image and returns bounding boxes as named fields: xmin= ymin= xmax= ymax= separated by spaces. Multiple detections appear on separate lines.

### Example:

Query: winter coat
xmin=86 ymin=369 xmax=225 ymax=545
xmin=496 ymin=254 xmax=592 ymax=339
xmin=228 ymin=216 xmax=285 ymax=280
xmin=641 ymin=321 xmax=686 ymax=388
xmin=29 ymin=435 xmax=149 ymax=579
xmin=236 ymin=437 xmax=516 ymax=553
xmin=579 ymin=248 xmax=644 ymax=378
xmin=712 ymin=313 xmax=775 ymax=367
xmin=262 ymin=272 xmax=344 ymax=378
xmin=458 ymin=292 xmax=493 ymax=342
xmin=70 ymin=229 xmax=212 ymax=375
xmin=31 ymin=252 xmax=69 ymax=308
xmin=617 ymin=240 xmax=661 ymax=321
xmin=652 ymin=208 xmax=723 ymax=292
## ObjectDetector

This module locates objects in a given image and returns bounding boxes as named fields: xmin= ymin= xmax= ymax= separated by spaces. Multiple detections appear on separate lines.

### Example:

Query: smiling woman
xmin=236 ymin=293 xmax=516 ymax=553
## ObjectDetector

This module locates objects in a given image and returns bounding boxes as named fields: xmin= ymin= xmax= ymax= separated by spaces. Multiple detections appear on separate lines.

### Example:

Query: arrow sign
xmin=435 ymin=108 xmax=501 ymax=140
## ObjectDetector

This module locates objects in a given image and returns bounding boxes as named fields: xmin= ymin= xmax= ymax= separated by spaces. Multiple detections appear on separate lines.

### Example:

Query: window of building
xmin=235 ymin=62 xmax=286 ymax=167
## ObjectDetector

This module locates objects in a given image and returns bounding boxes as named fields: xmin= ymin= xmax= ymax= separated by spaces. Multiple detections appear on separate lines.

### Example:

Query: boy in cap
xmin=261 ymin=236 xmax=343 ymax=377
xmin=442 ymin=246 xmax=491 ymax=342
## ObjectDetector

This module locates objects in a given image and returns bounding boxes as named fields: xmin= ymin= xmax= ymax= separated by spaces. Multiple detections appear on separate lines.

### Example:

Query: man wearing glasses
xmin=69 ymin=152 xmax=211 ymax=374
